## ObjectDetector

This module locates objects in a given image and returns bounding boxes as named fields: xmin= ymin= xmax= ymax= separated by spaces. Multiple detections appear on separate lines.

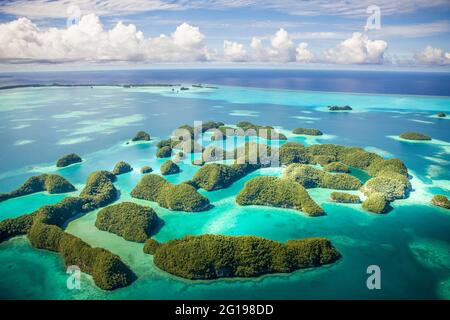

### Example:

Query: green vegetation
xmin=78 ymin=170 xmax=118 ymax=211
xmin=323 ymin=162 xmax=350 ymax=173
xmin=131 ymin=174 xmax=210 ymax=212
xmin=156 ymin=139 xmax=172 ymax=149
xmin=95 ymin=202 xmax=160 ymax=242
xmin=56 ymin=153 xmax=82 ymax=167
xmin=292 ymin=128 xmax=323 ymax=136
xmin=156 ymin=146 xmax=173 ymax=158
xmin=0 ymin=170 xmax=134 ymax=290
xmin=192 ymin=163 xmax=259 ymax=191
xmin=431 ymin=195 xmax=450 ymax=209
xmin=140 ymin=166 xmax=153 ymax=174
xmin=399 ymin=132 xmax=431 ymax=141
xmin=236 ymin=176 xmax=324 ymax=216
xmin=330 ymin=192 xmax=361 ymax=203
xmin=132 ymin=131 xmax=151 ymax=142
xmin=362 ymin=193 xmax=390 ymax=214
xmin=367 ymin=158 xmax=408 ymax=177
xmin=284 ymin=164 xmax=361 ymax=190
xmin=112 ymin=161 xmax=133 ymax=175
xmin=0 ymin=174 xmax=75 ymax=202
xmin=153 ymin=235 xmax=341 ymax=279
xmin=160 ymin=160 xmax=180 ymax=175
xmin=235 ymin=121 xmax=288 ymax=140
xmin=361 ymin=171 xmax=411 ymax=201
xmin=143 ymin=239 xmax=161 ymax=254
xmin=279 ymin=142 xmax=310 ymax=165
xmin=437 ymin=112 xmax=446 ymax=118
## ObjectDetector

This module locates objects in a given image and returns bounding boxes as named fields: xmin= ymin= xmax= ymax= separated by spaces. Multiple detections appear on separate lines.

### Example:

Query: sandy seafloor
xmin=0 ymin=84 xmax=449 ymax=299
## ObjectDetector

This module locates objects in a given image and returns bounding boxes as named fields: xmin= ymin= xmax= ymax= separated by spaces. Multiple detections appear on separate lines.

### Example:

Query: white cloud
xmin=250 ymin=28 xmax=297 ymax=62
xmin=223 ymin=40 xmax=247 ymax=62
xmin=414 ymin=46 xmax=450 ymax=66
xmin=0 ymin=14 xmax=210 ymax=63
xmin=1 ymin=0 xmax=448 ymax=18
xmin=325 ymin=32 xmax=387 ymax=64
xmin=296 ymin=42 xmax=315 ymax=63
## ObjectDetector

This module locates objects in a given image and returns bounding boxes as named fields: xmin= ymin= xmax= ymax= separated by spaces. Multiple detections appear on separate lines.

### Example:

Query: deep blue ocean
xmin=0 ymin=69 xmax=449 ymax=300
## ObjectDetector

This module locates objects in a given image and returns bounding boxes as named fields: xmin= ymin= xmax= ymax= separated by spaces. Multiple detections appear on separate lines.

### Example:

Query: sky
xmin=0 ymin=0 xmax=449 ymax=71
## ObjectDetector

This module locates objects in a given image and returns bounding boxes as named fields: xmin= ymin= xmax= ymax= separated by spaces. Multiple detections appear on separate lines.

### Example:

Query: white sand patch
xmin=429 ymin=114 xmax=449 ymax=120
xmin=11 ymin=124 xmax=31 ymax=130
xmin=70 ymin=114 xmax=145 ymax=136
xmin=364 ymin=146 xmax=394 ymax=158
xmin=57 ymin=136 xmax=93 ymax=145
xmin=290 ymin=115 xmax=320 ymax=121
xmin=387 ymin=135 xmax=450 ymax=154
xmin=408 ymin=119 xmax=434 ymax=124
xmin=211 ymin=105 xmax=224 ymax=109
xmin=229 ymin=110 xmax=260 ymax=117
xmin=432 ymin=180 xmax=450 ymax=191
xmin=52 ymin=111 xmax=100 ymax=119
xmin=426 ymin=165 xmax=445 ymax=179
xmin=422 ymin=156 xmax=450 ymax=166
xmin=13 ymin=139 xmax=34 ymax=146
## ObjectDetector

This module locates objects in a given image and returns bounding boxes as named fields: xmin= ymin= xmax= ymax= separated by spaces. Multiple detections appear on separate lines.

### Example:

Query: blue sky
xmin=0 ymin=0 xmax=449 ymax=70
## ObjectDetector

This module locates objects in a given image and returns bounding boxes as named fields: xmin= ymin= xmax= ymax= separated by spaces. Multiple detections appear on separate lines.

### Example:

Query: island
xmin=191 ymin=163 xmax=259 ymax=191
xmin=0 ymin=170 xmax=135 ymax=290
xmin=56 ymin=153 xmax=82 ymax=167
xmin=323 ymin=162 xmax=350 ymax=173
xmin=140 ymin=166 xmax=153 ymax=174
xmin=236 ymin=176 xmax=324 ymax=216
xmin=328 ymin=105 xmax=352 ymax=111
xmin=284 ymin=164 xmax=362 ymax=190
xmin=131 ymin=174 xmax=211 ymax=212
xmin=292 ymin=127 xmax=323 ymax=136
xmin=112 ymin=161 xmax=133 ymax=175
xmin=437 ymin=112 xmax=446 ymax=118
xmin=95 ymin=202 xmax=160 ymax=242
xmin=152 ymin=235 xmax=341 ymax=280
xmin=330 ymin=192 xmax=361 ymax=203
xmin=431 ymin=194 xmax=450 ymax=209
xmin=132 ymin=131 xmax=151 ymax=142
xmin=156 ymin=146 xmax=173 ymax=158
xmin=399 ymin=132 xmax=432 ymax=141
xmin=160 ymin=160 xmax=180 ymax=175
xmin=143 ymin=238 xmax=161 ymax=254
xmin=0 ymin=174 xmax=75 ymax=202
xmin=362 ymin=193 xmax=390 ymax=214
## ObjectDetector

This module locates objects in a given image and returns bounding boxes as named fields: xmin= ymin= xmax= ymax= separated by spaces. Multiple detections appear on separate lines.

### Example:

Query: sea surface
xmin=0 ymin=69 xmax=449 ymax=299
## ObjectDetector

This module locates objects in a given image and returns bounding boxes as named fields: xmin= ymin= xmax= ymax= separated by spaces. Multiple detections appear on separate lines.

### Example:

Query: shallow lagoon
xmin=0 ymin=84 xmax=449 ymax=299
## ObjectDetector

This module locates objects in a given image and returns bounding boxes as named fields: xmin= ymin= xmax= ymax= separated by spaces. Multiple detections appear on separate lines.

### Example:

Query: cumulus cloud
xmin=0 ymin=14 xmax=210 ymax=63
xmin=324 ymin=32 xmax=387 ymax=64
xmin=414 ymin=46 xmax=450 ymax=66
xmin=223 ymin=40 xmax=247 ymax=62
xmin=250 ymin=28 xmax=298 ymax=62
xmin=296 ymin=42 xmax=315 ymax=63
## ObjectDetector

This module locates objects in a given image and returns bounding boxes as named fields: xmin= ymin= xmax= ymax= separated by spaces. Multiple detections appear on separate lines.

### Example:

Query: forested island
xmin=151 ymin=235 xmax=341 ymax=280
xmin=56 ymin=153 xmax=82 ymax=167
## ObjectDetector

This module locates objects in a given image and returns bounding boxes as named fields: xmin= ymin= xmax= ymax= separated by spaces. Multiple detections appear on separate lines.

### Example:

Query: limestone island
xmin=131 ymin=174 xmax=210 ymax=212
xmin=431 ymin=195 xmax=450 ymax=209
xmin=399 ymin=132 xmax=431 ymax=141
xmin=0 ymin=170 xmax=135 ymax=290
xmin=151 ymin=235 xmax=341 ymax=280
xmin=236 ymin=176 xmax=324 ymax=217
xmin=284 ymin=164 xmax=362 ymax=190
xmin=328 ymin=105 xmax=352 ymax=111
xmin=323 ymin=162 xmax=350 ymax=173
xmin=156 ymin=146 xmax=173 ymax=158
xmin=292 ymin=128 xmax=323 ymax=136
xmin=132 ymin=131 xmax=151 ymax=142
xmin=95 ymin=202 xmax=160 ymax=242
xmin=143 ymin=238 xmax=161 ymax=254
xmin=437 ymin=112 xmax=446 ymax=118
xmin=330 ymin=192 xmax=361 ymax=204
xmin=140 ymin=166 xmax=153 ymax=174
xmin=160 ymin=160 xmax=180 ymax=175
xmin=0 ymin=174 xmax=75 ymax=202
xmin=56 ymin=153 xmax=82 ymax=167
xmin=112 ymin=161 xmax=133 ymax=175
xmin=362 ymin=193 xmax=390 ymax=214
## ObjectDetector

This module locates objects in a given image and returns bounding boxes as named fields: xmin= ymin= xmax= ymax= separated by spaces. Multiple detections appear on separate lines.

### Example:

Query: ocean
xmin=0 ymin=69 xmax=449 ymax=299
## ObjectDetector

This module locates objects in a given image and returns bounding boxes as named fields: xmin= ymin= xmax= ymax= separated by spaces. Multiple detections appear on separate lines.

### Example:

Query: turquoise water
xmin=0 ymin=85 xmax=449 ymax=299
